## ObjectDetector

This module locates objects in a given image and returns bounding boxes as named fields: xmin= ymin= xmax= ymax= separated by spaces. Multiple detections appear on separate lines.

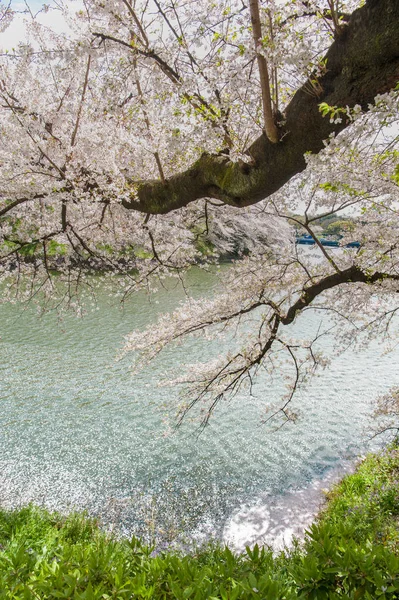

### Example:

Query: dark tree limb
xmin=282 ymin=265 xmax=399 ymax=325
xmin=92 ymin=32 xmax=181 ymax=83
xmin=279 ymin=9 xmax=351 ymax=28
xmin=0 ymin=193 xmax=46 ymax=217
xmin=122 ymin=0 xmax=399 ymax=215
xmin=174 ymin=264 xmax=399 ymax=426
xmin=249 ymin=0 xmax=279 ymax=142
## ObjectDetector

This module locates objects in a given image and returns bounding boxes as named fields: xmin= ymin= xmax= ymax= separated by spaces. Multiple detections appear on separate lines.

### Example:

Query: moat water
xmin=1 ymin=267 xmax=398 ymax=550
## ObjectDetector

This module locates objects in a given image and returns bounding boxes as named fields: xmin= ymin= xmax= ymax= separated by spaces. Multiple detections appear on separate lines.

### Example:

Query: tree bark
xmin=248 ymin=0 xmax=279 ymax=143
xmin=122 ymin=0 xmax=399 ymax=215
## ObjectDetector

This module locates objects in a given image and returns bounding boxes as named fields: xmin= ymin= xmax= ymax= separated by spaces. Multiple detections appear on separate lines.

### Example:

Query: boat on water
xmin=296 ymin=234 xmax=360 ymax=248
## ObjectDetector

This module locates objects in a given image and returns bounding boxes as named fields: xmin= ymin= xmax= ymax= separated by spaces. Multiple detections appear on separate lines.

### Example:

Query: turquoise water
xmin=1 ymin=267 xmax=398 ymax=548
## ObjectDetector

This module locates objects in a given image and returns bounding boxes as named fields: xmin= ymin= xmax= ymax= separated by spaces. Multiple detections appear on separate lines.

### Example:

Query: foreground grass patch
xmin=1 ymin=445 xmax=399 ymax=599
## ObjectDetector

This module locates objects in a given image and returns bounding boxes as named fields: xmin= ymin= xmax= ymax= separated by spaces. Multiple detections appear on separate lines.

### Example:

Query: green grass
xmin=1 ymin=445 xmax=399 ymax=598
xmin=319 ymin=446 xmax=399 ymax=550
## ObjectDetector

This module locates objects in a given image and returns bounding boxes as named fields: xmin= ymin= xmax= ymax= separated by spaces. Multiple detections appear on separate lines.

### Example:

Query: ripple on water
xmin=1 ymin=270 xmax=399 ymax=549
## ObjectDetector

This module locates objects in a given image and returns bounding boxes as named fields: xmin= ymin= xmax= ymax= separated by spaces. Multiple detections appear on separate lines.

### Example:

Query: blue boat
xmin=296 ymin=235 xmax=360 ymax=248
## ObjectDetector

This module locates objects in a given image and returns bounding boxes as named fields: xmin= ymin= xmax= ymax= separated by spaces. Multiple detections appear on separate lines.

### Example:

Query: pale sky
xmin=2 ymin=1 xmax=78 ymax=50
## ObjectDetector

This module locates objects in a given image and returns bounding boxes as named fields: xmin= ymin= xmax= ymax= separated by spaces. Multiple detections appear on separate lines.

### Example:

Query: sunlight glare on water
xmin=1 ymin=266 xmax=398 ymax=550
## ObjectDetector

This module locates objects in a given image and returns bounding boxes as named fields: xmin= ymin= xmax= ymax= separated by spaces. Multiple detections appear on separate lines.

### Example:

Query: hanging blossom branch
xmin=371 ymin=387 xmax=399 ymax=440
xmin=150 ymin=0 xmax=233 ymax=146
xmin=123 ymin=262 xmax=399 ymax=426
xmin=92 ymin=30 xmax=232 ymax=145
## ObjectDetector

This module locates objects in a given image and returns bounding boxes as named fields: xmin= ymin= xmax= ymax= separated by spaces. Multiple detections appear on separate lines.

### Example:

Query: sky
xmin=2 ymin=1 xmax=78 ymax=49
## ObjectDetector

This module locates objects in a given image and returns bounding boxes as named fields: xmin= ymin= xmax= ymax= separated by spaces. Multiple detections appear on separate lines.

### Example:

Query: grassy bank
xmin=1 ymin=445 xmax=399 ymax=599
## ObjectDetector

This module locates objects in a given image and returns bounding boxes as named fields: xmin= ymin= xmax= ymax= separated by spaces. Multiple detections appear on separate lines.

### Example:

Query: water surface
xmin=0 ymin=267 xmax=398 ymax=549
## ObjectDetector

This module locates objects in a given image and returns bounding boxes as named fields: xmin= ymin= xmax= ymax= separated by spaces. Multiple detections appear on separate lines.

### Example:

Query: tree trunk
xmin=122 ymin=0 xmax=399 ymax=215
xmin=248 ymin=0 xmax=279 ymax=143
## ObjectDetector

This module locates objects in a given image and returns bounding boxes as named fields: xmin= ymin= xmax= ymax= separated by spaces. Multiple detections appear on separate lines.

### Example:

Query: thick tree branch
xmin=92 ymin=32 xmax=181 ymax=84
xmin=282 ymin=265 xmax=399 ymax=325
xmin=122 ymin=0 xmax=399 ymax=215
xmin=0 ymin=193 xmax=45 ymax=217
xmin=280 ymin=9 xmax=350 ymax=28
xmin=178 ymin=265 xmax=399 ymax=425
xmin=249 ymin=0 xmax=279 ymax=143
xmin=120 ymin=0 xmax=149 ymax=48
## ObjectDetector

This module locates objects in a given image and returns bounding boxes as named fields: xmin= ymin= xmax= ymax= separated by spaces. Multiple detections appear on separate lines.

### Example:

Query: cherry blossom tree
xmin=0 ymin=0 xmax=398 ymax=424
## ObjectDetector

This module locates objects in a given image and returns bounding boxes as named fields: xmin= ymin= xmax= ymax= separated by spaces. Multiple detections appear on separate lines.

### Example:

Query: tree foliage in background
xmin=0 ymin=0 xmax=398 ymax=424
